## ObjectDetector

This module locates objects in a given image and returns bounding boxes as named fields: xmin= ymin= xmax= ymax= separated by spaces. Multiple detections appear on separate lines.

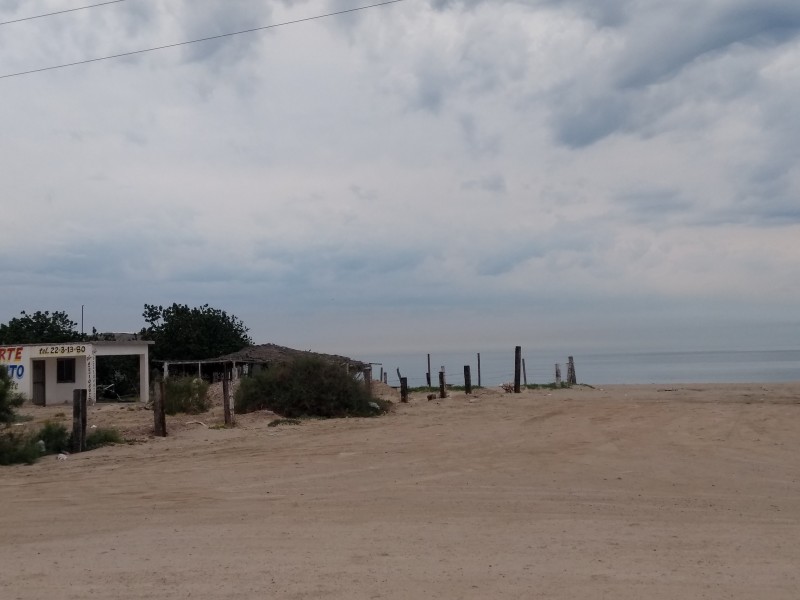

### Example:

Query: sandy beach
xmin=2 ymin=382 xmax=800 ymax=599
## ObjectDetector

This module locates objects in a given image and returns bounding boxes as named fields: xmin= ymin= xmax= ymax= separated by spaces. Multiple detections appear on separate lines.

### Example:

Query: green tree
xmin=0 ymin=310 xmax=80 ymax=344
xmin=141 ymin=303 xmax=252 ymax=361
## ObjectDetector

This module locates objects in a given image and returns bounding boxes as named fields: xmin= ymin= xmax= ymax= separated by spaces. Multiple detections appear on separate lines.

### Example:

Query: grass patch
xmin=523 ymin=382 xmax=572 ymax=390
xmin=164 ymin=376 xmax=210 ymax=415
xmin=268 ymin=418 xmax=302 ymax=427
xmin=38 ymin=421 xmax=70 ymax=454
xmin=85 ymin=427 xmax=123 ymax=450
xmin=0 ymin=430 xmax=40 ymax=465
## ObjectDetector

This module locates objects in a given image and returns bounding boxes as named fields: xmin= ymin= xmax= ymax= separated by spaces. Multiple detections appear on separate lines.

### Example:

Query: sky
xmin=1 ymin=0 xmax=799 ymax=358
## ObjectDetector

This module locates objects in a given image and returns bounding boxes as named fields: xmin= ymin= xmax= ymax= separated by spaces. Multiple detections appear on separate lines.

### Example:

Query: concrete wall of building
xmin=1 ymin=342 xmax=151 ymax=405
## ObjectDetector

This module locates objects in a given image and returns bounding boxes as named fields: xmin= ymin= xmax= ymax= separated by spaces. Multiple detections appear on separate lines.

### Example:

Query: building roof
xmin=214 ymin=343 xmax=367 ymax=369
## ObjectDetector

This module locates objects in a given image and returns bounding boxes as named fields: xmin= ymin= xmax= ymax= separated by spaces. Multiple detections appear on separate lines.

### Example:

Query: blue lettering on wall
xmin=7 ymin=364 xmax=24 ymax=379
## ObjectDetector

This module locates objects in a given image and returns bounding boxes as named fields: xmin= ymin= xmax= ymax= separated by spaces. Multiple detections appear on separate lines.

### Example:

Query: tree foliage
xmin=0 ymin=310 xmax=80 ymax=344
xmin=141 ymin=303 xmax=252 ymax=361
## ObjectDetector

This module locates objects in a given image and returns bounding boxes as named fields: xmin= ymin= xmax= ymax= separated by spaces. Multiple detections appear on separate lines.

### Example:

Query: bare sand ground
xmin=3 ymin=383 xmax=800 ymax=599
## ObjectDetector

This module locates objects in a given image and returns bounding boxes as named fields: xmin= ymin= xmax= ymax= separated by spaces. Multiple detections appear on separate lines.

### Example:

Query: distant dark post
xmin=379 ymin=366 xmax=383 ymax=382
xmin=400 ymin=377 xmax=409 ymax=403
xmin=555 ymin=364 xmax=562 ymax=386
xmin=72 ymin=389 xmax=86 ymax=453
xmin=426 ymin=353 xmax=432 ymax=388
xmin=223 ymin=363 xmax=232 ymax=426
xmin=439 ymin=370 xmax=446 ymax=399
xmin=477 ymin=353 xmax=481 ymax=387
xmin=154 ymin=381 xmax=167 ymax=437
xmin=464 ymin=365 xmax=472 ymax=395
xmin=522 ymin=358 xmax=528 ymax=386
xmin=514 ymin=346 xmax=522 ymax=393
xmin=396 ymin=367 xmax=402 ymax=384
xmin=568 ymin=356 xmax=577 ymax=385
xmin=383 ymin=372 xmax=388 ymax=385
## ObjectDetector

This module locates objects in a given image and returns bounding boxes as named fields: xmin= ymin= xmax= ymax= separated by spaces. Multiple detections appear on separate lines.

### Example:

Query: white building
xmin=1 ymin=341 xmax=153 ymax=406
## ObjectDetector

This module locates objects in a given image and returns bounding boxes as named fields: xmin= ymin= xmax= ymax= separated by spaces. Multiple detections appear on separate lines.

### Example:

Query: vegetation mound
xmin=235 ymin=357 xmax=388 ymax=418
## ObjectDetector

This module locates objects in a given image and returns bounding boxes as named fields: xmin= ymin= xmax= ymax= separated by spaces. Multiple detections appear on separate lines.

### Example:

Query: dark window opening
xmin=57 ymin=358 xmax=76 ymax=384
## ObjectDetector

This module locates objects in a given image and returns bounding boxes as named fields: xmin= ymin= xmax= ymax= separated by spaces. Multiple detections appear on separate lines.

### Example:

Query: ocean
xmin=363 ymin=348 xmax=800 ymax=387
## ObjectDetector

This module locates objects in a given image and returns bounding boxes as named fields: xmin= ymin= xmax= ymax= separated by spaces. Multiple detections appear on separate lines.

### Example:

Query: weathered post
xmin=439 ymin=370 xmax=446 ymax=399
xmin=80 ymin=389 xmax=87 ymax=451
xmin=383 ymin=372 xmax=388 ymax=385
xmin=426 ymin=353 xmax=432 ymax=388
xmin=568 ymin=356 xmax=577 ymax=385
xmin=514 ymin=346 xmax=522 ymax=393
xmin=477 ymin=353 xmax=481 ymax=387
xmin=555 ymin=364 xmax=562 ymax=386
xmin=154 ymin=380 xmax=167 ymax=437
xmin=522 ymin=358 xmax=528 ymax=387
xmin=223 ymin=363 xmax=232 ymax=426
xmin=72 ymin=389 xmax=86 ymax=453
xmin=464 ymin=365 xmax=472 ymax=395
xmin=400 ymin=377 xmax=409 ymax=403
xmin=364 ymin=365 xmax=372 ymax=396
xmin=396 ymin=367 xmax=402 ymax=384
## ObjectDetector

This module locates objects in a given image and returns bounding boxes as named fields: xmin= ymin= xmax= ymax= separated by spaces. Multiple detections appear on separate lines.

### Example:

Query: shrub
xmin=0 ymin=368 xmax=25 ymax=426
xmin=163 ymin=376 xmax=210 ymax=415
xmin=236 ymin=357 xmax=387 ymax=418
xmin=85 ymin=428 xmax=122 ymax=450
xmin=38 ymin=421 xmax=69 ymax=454
xmin=0 ymin=430 xmax=40 ymax=465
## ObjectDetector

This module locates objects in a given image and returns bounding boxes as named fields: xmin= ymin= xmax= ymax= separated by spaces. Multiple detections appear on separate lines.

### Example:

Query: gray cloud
xmin=1 ymin=0 xmax=798 ymax=355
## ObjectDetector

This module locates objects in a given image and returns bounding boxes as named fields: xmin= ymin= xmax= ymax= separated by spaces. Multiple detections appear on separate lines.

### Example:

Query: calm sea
xmin=362 ymin=349 xmax=800 ymax=387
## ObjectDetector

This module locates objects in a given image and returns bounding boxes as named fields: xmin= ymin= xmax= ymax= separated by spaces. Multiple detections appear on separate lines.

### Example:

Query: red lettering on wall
xmin=0 ymin=347 xmax=24 ymax=362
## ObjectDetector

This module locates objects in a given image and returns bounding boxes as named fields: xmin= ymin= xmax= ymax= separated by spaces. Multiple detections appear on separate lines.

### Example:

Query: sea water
xmin=363 ymin=348 xmax=800 ymax=387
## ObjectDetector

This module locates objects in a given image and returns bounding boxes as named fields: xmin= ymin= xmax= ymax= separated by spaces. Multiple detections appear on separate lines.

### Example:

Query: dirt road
xmin=3 ymin=383 xmax=800 ymax=599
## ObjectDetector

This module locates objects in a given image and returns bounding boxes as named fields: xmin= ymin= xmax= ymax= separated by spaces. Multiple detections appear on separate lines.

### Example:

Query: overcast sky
xmin=1 ymin=0 xmax=799 ymax=356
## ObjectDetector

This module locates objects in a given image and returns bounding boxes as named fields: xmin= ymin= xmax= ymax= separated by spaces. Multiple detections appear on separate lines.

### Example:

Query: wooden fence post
xmin=80 ymin=389 xmax=87 ymax=451
xmin=223 ymin=362 xmax=232 ymax=426
xmin=555 ymin=364 xmax=562 ymax=386
xmin=364 ymin=366 xmax=372 ymax=396
xmin=568 ymin=356 xmax=577 ymax=385
xmin=396 ymin=367 xmax=402 ymax=384
xmin=464 ymin=365 xmax=472 ymax=395
xmin=477 ymin=353 xmax=481 ymax=387
xmin=400 ymin=377 xmax=408 ymax=403
xmin=439 ymin=370 xmax=447 ymax=399
xmin=514 ymin=346 xmax=522 ymax=393
xmin=72 ymin=389 xmax=86 ymax=453
xmin=426 ymin=353 xmax=432 ymax=388
xmin=522 ymin=358 xmax=528 ymax=386
xmin=154 ymin=380 xmax=167 ymax=437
